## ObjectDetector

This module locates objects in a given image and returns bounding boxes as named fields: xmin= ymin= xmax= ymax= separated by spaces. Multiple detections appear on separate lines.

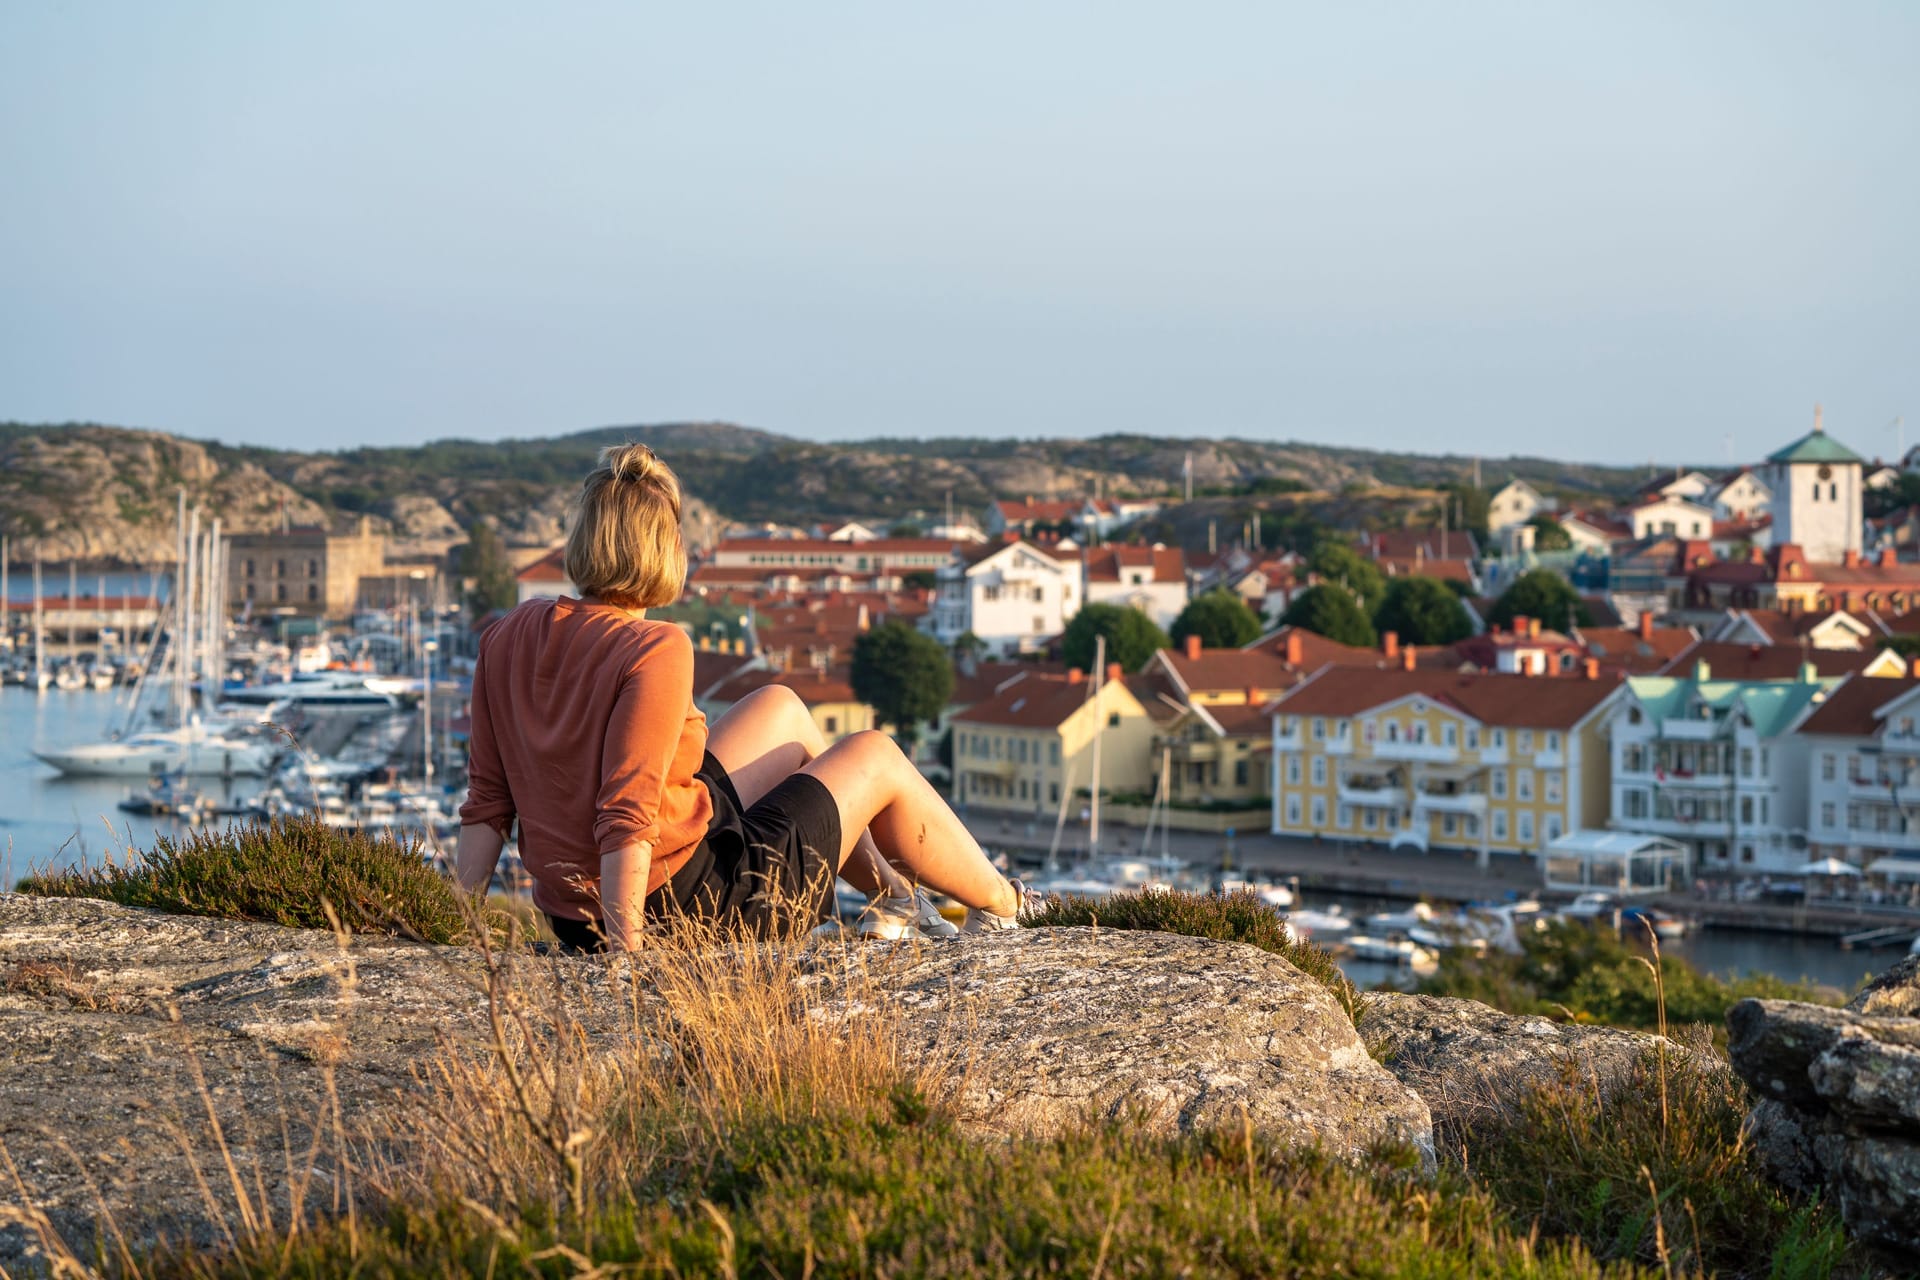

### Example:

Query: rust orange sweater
xmin=459 ymin=597 xmax=713 ymax=921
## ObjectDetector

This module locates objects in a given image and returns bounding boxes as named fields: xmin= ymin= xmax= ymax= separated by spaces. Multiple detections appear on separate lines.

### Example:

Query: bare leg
xmin=802 ymin=731 xmax=1017 ymax=915
xmin=707 ymin=686 xmax=910 ymax=898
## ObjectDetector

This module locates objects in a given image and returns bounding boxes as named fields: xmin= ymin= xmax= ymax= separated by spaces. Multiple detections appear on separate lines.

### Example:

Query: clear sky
xmin=2 ymin=2 xmax=1915 ymax=465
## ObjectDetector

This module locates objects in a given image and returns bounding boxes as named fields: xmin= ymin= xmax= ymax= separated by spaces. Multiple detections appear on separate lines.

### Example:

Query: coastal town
xmin=12 ymin=411 xmax=1920 ymax=962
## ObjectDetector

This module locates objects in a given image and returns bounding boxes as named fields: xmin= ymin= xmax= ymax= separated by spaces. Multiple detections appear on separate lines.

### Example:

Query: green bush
xmin=18 ymin=816 xmax=492 ymax=945
xmin=1027 ymin=888 xmax=1356 ymax=1016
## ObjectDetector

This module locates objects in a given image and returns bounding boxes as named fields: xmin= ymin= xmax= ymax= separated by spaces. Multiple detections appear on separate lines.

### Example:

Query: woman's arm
xmin=453 ymin=823 xmax=506 ymax=894
xmin=599 ymin=841 xmax=653 ymax=950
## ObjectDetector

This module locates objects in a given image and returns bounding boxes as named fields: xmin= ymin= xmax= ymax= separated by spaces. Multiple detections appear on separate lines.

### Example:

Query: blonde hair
xmin=564 ymin=443 xmax=687 ymax=609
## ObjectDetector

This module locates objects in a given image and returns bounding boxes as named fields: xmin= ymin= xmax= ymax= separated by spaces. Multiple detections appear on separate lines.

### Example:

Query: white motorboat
xmin=1344 ymin=934 xmax=1441 ymax=975
xmin=220 ymin=671 xmax=400 ymax=709
xmin=1559 ymin=891 xmax=1618 ymax=921
xmin=1219 ymin=877 xmax=1297 ymax=910
xmin=32 ymin=724 xmax=278 ymax=777
xmin=53 ymin=664 xmax=85 ymax=692
xmin=1363 ymin=902 xmax=1436 ymax=935
xmin=1284 ymin=907 xmax=1352 ymax=941
xmin=89 ymin=665 xmax=117 ymax=691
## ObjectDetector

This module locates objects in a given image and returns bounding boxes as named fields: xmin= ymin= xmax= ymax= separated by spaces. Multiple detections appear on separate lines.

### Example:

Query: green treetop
xmin=1486 ymin=569 xmax=1590 ymax=632
xmin=850 ymin=620 xmax=955 ymax=747
xmin=459 ymin=518 xmax=518 ymax=615
xmin=1372 ymin=576 xmax=1473 ymax=647
xmin=1170 ymin=589 xmax=1262 ymax=650
xmin=1277 ymin=585 xmax=1377 ymax=649
xmin=1061 ymin=603 xmax=1169 ymax=674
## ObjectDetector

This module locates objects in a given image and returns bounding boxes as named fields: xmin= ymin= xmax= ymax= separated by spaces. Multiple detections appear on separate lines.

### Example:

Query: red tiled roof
xmin=515 ymin=547 xmax=568 ymax=582
xmin=1273 ymin=665 xmax=1620 ymax=728
xmin=994 ymin=499 xmax=1085 ymax=523
xmin=706 ymin=664 xmax=861 ymax=707
xmin=1157 ymin=646 xmax=1305 ymax=696
xmin=950 ymin=660 xmax=1064 ymax=708
xmin=954 ymin=673 xmax=1101 ymax=729
xmin=1084 ymin=545 xmax=1186 ymax=584
xmin=716 ymin=537 xmax=964 ymax=555
xmin=1576 ymin=626 xmax=1698 ymax=674
xmin=1799 ymin=676 xmax=1920 ymax=736
xmin=1199 ymin=702 xmax=1275 ymax=737
xmin=1657 ymin=641 xmax=1889 ymax=681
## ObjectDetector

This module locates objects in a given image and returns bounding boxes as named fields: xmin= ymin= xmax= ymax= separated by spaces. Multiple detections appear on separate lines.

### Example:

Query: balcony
xmin=1338 ymin=783 xmax=1407 ymax=808
xmin=1372 ymin=739 xmax=1460 ymax=764
xmin=1531 ymin=748 xmax=1566 ymax=769
xmin=1653 ymin=771 xmax=1733 ymax=790
xmin=1617 ymin=816 xmax=1733 ymax=839
xmin=1848 ymin=774 xmax=1918 ymax=801
xmin=1835 ymin=825 xmax=1920 ymax=851
xmin=1273 ymin=723 xmax=1303 ymax=750
xmin=1660 ymin=719 xmax=1723 ymax=741
xmin=1413 ymin=789 xmax=1487 ymax=815
xmin=1883 ymin=731 xmax=1920 ymax=757
xmin=1324 ymin=736 xmax=1354 ymax=757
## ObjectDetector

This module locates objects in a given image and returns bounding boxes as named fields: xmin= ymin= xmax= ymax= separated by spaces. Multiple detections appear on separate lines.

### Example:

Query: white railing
xmin=1372 ymin=740 xmax=1460 ymax=764
xmin=1338 ymin=783 xmax=1406 ymax=808
xmin=1413 ymin=790 xmax=1487 ymax=815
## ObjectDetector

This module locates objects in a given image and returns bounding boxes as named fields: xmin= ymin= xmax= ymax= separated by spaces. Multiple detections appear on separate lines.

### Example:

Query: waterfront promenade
xmin=976 ymin=814 xmax=1920 ymax=942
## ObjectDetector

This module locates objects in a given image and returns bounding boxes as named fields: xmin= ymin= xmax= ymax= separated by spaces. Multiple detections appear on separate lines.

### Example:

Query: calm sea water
xmin=0 ymin=687 xmax=256 ymax=882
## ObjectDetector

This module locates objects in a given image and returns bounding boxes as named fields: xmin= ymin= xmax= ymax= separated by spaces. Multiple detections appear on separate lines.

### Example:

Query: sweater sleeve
xmin=594 ymin=624 xmax=695 ymax=856
xmin=457 ymin=631 xmax=518 ymax=839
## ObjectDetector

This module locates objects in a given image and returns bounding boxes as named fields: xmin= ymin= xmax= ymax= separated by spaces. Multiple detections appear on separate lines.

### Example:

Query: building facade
xmin=950 ymin=670 xmax=1157 ymax=817
xmin=1269 ymin=667 xmax=1620 ymax=867
xmin=929 ymin=538 xmax=1079 ymax=656
xmin=227 ymin=518 xmax=387 ymax=618
xmin=1799 ymin=676 xmax=1920 ymax=867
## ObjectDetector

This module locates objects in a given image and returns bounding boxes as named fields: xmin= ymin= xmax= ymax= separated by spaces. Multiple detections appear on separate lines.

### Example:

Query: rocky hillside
xmin=0 ymin=419 xmax=1650 ymax=565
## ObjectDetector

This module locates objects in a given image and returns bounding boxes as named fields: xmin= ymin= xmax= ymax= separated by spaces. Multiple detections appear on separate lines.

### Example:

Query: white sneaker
xmin=961 ymin=879 xmax=1030 ymax=934
xmin=855 ymin=891 xmax=923 ymax=941
xmin=910 ymin=887 xmax=961 ymax=938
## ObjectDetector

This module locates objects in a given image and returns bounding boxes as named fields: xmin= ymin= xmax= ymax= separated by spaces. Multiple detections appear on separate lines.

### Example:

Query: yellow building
xmin=699 ymin=663 xmax=875 ymax=745
xmin=952 ymin=670 xmax=1157 ymax=818
xmin=1269 ymin=667 xmax=1623 ymax=867
xmin=1153 ymin=701 xmax=1272 ymax=807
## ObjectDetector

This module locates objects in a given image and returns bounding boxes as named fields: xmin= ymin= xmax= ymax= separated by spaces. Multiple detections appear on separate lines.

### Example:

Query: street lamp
xmin=422 ymin=638 xmax=439 ymax=785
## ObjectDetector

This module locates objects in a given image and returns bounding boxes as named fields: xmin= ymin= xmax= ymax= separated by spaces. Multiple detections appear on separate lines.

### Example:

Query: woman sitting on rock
xmin=452 ymin=443 xmax=1027 ymax=950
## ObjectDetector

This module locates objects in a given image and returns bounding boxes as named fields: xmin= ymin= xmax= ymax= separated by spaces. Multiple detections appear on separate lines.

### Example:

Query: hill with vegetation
xmin=0 ymin=418 xmax=1659 ymax=562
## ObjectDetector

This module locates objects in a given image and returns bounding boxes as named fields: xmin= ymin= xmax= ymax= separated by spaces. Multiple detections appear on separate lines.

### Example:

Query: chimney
xmin=1383 ymin=631 xmax=1399 ymax=658
xmin=1800 ymin=660 xmax=1818 ymax=684
xmin=1402 ymin=644 xmax=1416 ymax=671
xmin=1638 ymin=612 xmax=1654 ymax=641
xmin=1749 ymin=544 xmax=1766 ymax=565
xmin=1068 ymin=667 xmax=1085 ymax=684
xmin=1844 ymin=549 xmax=1861 ymax=568
xmin=1911 ymin=657 xmax=1920 ymax=680
xmin=1584 ymin=657 xmax=1601 ymax=681
xmin=1183 ymin=633 xmax=1202 ymax=661
xmin=1529 ymin=617 xmax=1542 ymax=639
xmin=1518 ymin=661 xmax=1531 ymax=678
xmin=1512 ymin=615 xmax=1529 ymax=638
xmin=1285 ymin=631 xmax=1304 ymax=667
xmin=1105 ymin=662 xmax=1122 ymax=684
xmin=1882 ymin=547 xmax=1899 ymax=568
xmin=1245 ymin=686 xmax=1260 ymax=704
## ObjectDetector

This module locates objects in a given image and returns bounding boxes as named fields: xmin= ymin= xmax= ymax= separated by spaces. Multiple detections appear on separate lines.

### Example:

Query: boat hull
xmin=33 ymin=738 xmax=276 ymax=777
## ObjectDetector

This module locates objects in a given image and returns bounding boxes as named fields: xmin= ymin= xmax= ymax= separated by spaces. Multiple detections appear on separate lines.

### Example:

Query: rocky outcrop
xmin=0 ymin=897 xmax=1428 ymax=1266
xmin=0 ymin=429 xmax=327 ymax=563
xmin=1729 ymin=956 xmax=1920 ymax=1255
xmin=1362 ymin=993 xmax=1666 ymax=1137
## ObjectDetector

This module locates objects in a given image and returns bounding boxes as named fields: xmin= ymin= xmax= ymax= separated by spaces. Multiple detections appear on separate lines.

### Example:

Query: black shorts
xmin=546 ymin=751 xmax=842 ymax=950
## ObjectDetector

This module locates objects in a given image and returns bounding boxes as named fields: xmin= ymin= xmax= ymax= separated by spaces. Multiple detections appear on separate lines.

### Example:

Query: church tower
xmin=1767 ymin=405 xmax=1863 ymax=564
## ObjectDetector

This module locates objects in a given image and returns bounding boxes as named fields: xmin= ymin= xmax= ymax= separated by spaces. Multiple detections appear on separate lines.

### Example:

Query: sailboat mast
xmin=31 ymin=553 xmax=44 ymax=690
xmin=67 ymin=561 xmax=76 ymax=655
xmin=1088 ymin=633 xmax=1105 ymax=858
xmin=181 ymin=508 xmax=199 ymax=725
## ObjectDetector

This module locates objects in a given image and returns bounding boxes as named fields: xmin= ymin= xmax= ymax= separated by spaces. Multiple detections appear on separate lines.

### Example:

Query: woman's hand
xmin=599 ymin=842 xmax=654 ymax=951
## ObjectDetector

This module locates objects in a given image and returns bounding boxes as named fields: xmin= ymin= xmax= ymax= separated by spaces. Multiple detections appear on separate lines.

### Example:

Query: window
xmin=1740 ymin=747 xmax=1754 ymax=777
xmin=275 ymin=559 xmax=287 ymax=576
xmin=1107 ymin=712 xmax=1120 ymax=727
xmin=1623 ymin=789 xmax=1649 ymax=818
xmin=1545 ymin=815 xmax=1563 ymax=841
xmin=1544 ymin=772 xmax=1562 ymax=804
xmin=1034 ymin=616 xmax=1045 ymax=633
xmin=1466 ymin=728 xmax=1479 ymax=750
xmin=1018 ymin=780 xmax=1028 ymax=800
xmin=275 ymin=583 xmax=287 ymax=602
xmin=1049 ymin=783 xmax=1059 ymax=804
xmin=244 ymin=559 xmax=254 ymax=577
xmin=306 ymin=558 xmax=319 ymax=576
xmin=242 ymin=583 xmax=253 ymax=600
xmin=1491 ymin=769 xmax=1508 ymax=799
xmin=1761 ymin=795 xmax=1770 ymax=823
xmin=1443 ymin=723 xmax=1457 ymax=747
xmin=1312 ymin=718 xmax=1325 ymax=741
xmin=1286 ymin=756 xmax=1302 ymax=785
xmin=1310 ymin=796 xmax=1327 ymax=826
xmin=1030 ymin=587 xmax=1043 ymax=602
xmin=1518 ymin=731 xmax=1534 ymax=753
xmin=1050 ymin=742 xmax=1060 ymax=766
xmin=306 ymin=583 xmax=319 ymax=602
xmin=1363 ymin=809 xmax=1377 ymax=831
xmin=1492 ymin=729 xmax=1507 ymax=750
xmin=1235 ymin=760 xmax=1248 ymax=786
xmin=1821 ymin=802 xmax=1836 ymax=828
xmin=1741 ymin=796 xmax=1754 ymax=823
xmin=982 ymin=585 xmax=1001 ymax=602
xmin=1311 ymin=757 xmax=1326 ymax=786
xmin=1285 ymin=795 xmax=1303 ymax=826
xmin=1337 ymin=805 xmax=1352 ymax=829
xmin=1016 ymin=740 xmax=1028 ymax=764
xmin=1517 ymin=812 xmax=1534 ymax=844
xmin=1517 ymin=770 xmax=1534 ymax=802
xmin=1492 ymin=810 xmax=1509 ymax=841
xmin=1546 ymin=732 xmax=1561 ymax=753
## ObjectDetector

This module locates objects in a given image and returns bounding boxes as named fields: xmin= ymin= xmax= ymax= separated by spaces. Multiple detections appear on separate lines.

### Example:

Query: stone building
xmin=227 ymin=518 xmax=388 ymax=618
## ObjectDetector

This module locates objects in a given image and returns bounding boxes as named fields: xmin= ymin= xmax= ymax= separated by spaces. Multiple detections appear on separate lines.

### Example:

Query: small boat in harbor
xmin=1284 ymin=907 xmax=1353 ymax=941
xmin=1620 ymin=905 xmax=1689 ymax=941
xmin=1343 ymin=934 xmax=1441 ymax=975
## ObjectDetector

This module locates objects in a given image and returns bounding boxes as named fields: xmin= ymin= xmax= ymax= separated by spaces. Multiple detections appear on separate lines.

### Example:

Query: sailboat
xmin=32 ymin=500 xmax=278 ymax=778
xmin=31 ymin=555 xmax=49 ymax=694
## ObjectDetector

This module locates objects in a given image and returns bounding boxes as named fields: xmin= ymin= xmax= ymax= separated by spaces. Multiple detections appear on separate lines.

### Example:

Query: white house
xmin=1629 ymin=495 xmax=1716 ymax=542
xmin=1866 ymin=466 xmax=1903 ymax=493
xmin=514 ymin=547 xmax=573 ymax=604
xmin=1705 ymin=469 xmax=1773 ymax=523
xmin=1607 ymin=665 xmax=1839 ymax=876
xmin=1800 ymin=675 xmax=1920 ymax=868
xmin=1639 ymin=470 xmax=1717 ymax=503
xmin=1487 ymin=480 xmax=1551 ymax=533
xmin=1082 ymin=545 xmax=1188 ymax=629
xmin=929 ymin=538 xmax=1079 ymax=657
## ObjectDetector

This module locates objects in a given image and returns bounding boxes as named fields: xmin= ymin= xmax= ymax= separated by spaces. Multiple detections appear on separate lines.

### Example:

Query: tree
xmin=1170 ymin=589 xmax=1262 ymax=650
xmin=901 ymin=569 xmax=938 ymax=591
xmin=1278 ymin=585 xmax=1377 ymax=648
xmin=851 ymin=620 xmax=955 ymax=747
xmin=1373 ymin=576 xmax=1473 ymax=646
xmin=952 ymin=630 xmax=986 ymax=661
xmin=1061 ymin=604 xmax=1170 ymax=674
xmin=1307 ymin=541 xmax=1386 ymax=613
xmin=1486 ymin=569 xmax=1591 ymax=632
xmin=1527 ymin=515 xmax=1573 ymax=552
xmin=1439 ymin=483 xmax=1491 ymax=539
xmin=459 ymin=518 xmax=517 ymax=614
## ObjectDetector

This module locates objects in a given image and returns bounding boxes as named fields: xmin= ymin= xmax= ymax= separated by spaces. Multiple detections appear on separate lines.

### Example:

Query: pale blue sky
xmin=2 ymin=2 xmax=1915 ymax=464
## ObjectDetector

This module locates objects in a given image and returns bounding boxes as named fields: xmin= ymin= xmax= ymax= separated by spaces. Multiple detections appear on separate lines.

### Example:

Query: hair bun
xmin=601 ymin=443 xmax=661 ymax=483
